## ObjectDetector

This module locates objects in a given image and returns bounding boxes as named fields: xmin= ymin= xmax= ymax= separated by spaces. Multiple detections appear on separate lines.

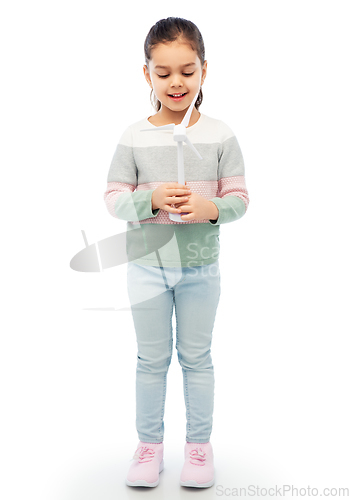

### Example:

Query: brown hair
xmin=144 ymin=17 xmax=205 ymax=111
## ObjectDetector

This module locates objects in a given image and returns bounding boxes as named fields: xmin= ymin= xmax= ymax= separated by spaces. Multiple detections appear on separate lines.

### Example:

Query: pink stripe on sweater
xmin=133 ymin=180 xmax=219 ymax=224
xmin=104 ymin=176 xmax=249 ymax=223
xmin=218 ymin=176 xmax=249 ymax=212
xmin=136 ymin=180 xmax=218 ymax=198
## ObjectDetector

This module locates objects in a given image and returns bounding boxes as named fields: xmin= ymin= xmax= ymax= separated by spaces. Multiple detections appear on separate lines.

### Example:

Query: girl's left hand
xmin=174 ymin=192 xmax=219 ymax=221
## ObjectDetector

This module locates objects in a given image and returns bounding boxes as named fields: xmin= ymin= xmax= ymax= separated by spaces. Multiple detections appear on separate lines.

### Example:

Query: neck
xmin=155 ymin=106 xmax=201 ymax=127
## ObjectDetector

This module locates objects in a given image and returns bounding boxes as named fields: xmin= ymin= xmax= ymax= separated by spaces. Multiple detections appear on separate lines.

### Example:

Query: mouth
xmin=168 ymin=92 xmax=188 ymax=102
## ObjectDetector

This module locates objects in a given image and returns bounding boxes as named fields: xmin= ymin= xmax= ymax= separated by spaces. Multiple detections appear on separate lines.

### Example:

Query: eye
xmin=157 ymin=74 xmax=169 ymax=79
xmin=183 ymin=72 xmax=194 ymax=77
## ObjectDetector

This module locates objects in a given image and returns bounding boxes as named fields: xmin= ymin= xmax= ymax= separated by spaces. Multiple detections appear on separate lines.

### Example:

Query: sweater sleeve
xmin=104 ymin=126 xmax=160 ymax=222
xmin=209 ymin=132 xmax=249 ymax=225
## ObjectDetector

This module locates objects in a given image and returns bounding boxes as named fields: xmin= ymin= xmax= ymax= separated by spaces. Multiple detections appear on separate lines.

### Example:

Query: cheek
xmin=152 ymin=78 xmax=165 ymax=90
xmin=153 ymin=83 xmax=165 ymax=98
xmin=190 ymin=73 xmax=202 ymax=89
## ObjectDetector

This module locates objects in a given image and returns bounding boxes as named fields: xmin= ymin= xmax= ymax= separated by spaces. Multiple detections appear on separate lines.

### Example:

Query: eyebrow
xmin=154 ymin=63 xmax=196 ymax=70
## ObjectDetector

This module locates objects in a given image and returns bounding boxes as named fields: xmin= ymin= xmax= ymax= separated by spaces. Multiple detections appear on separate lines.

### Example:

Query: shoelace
xmin=133 ymin=446 xmax=156 ymax=463
xmin=189 ymin=447 xmax=206 ymax=466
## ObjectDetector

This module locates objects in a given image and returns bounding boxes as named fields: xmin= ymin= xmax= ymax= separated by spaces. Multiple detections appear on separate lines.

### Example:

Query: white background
xmin=1 ymin=1 xmax=349 ymax=499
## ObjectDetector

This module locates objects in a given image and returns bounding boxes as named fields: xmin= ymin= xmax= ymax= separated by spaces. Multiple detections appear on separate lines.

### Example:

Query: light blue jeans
xmin=127 ymin=261 xmax=221 ymax=444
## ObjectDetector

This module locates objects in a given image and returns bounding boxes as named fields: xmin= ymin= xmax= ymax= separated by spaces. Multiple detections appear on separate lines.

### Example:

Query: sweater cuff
xmin=208 ymin=196 xmax=246 ymax=225
xmin=115 ymin=189 xmax=159 ymax=221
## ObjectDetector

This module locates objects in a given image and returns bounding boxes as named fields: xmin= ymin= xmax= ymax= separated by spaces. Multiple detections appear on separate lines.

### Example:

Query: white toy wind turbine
xmin=142 ymin=93 xmax=202 ymax=222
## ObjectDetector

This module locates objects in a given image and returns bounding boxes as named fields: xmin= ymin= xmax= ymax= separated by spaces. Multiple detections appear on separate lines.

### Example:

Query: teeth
xmin=171 ymin=93 xmax=185 ymax=97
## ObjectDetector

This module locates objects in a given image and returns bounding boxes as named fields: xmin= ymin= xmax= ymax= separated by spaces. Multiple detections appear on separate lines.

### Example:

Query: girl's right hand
xmin=151 ymin=183 xmax=191 ymax=213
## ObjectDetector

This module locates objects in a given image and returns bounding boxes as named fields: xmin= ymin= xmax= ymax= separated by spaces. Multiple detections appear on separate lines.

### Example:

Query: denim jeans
xmin=127 ymin=261 xmax=221 ymax=444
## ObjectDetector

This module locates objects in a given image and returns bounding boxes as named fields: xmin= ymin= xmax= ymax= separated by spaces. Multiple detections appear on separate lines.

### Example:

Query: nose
xmin=170 ymin=74 xmax=183 ymax=88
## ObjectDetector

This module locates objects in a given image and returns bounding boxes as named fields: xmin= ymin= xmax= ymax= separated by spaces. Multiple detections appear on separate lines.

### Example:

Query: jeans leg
xmin=174 ymin=262 xmax=221 ymax=443
xmin=127 ymin=263 xmax=175 ymax=443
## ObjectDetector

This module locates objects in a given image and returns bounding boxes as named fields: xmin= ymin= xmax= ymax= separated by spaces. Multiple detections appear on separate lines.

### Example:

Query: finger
xmin=164 ymin=205 xmax=182 ymax=214
xmin=168 ymin=196 xmax=190 ymax=205
xmin=176 ymin=204 xmax=190 ymax=211
xmin=166 ymin=188 xmax=191 ymax=196
xmin=166 ymin=192 xmax=191 ymax=200
xmin=180 ymin=212 xmax=195 ymax=221
xmin=164 ymin=183 xmax=189 ymax=190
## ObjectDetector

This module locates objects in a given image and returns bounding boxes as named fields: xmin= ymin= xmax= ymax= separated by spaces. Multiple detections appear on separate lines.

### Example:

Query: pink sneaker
xmin=126 ymin=441 xmax=164 ymax=487
xmin=180 ymin=441 xmax=215 ymax=488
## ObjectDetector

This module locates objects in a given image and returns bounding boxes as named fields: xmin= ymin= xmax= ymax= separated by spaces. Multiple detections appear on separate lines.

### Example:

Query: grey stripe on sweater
xmin=107 ymin=136 xmax=245 ymax=184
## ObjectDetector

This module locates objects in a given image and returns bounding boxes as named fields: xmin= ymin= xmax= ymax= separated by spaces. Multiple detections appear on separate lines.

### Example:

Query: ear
xmin=201 ymin=60 xmax=208 ymax=86
xmin=143 ymin=64 xmax=152 ymax=88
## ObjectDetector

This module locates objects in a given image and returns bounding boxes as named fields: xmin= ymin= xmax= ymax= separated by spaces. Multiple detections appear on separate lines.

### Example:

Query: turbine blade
xmin=141 ymin=124 xmax=175 ymax=132
xmin=184 ymin=137 xmax=202 ymax=159
xmin=181 ymin=93 xmax=198 ymax=128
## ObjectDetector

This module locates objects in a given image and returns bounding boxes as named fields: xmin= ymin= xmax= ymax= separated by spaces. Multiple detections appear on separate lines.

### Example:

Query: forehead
xmin=149 ymin=41 xmax=200 ymax=69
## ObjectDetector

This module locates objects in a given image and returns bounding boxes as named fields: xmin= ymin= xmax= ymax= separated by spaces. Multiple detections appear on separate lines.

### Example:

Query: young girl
xmin=104 ymin=17 xmax=249 ymax=488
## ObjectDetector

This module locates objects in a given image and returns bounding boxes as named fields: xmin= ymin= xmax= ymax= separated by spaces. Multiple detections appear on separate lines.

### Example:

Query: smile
xmin=168 ymin=93 xmax=188 ymax=101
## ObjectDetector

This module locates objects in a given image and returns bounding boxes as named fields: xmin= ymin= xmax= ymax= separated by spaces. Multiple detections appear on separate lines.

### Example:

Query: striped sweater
xmin=104 ymin=113 xmax=249 ymax=267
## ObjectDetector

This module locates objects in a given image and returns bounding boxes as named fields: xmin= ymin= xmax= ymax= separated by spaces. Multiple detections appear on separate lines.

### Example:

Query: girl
xmin=104 ymin=17 xmax=249 ymax=488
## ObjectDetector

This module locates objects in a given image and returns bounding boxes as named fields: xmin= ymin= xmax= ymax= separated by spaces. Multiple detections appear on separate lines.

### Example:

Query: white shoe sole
xmin=126 ymin=459 xmax=164 ymax=487
xmin=180 ymin=477 xmax=215 ymax=488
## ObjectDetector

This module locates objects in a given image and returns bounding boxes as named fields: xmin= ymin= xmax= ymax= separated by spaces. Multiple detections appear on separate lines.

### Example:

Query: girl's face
xmin=144 ymin=40 xmax=207 ymax=117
